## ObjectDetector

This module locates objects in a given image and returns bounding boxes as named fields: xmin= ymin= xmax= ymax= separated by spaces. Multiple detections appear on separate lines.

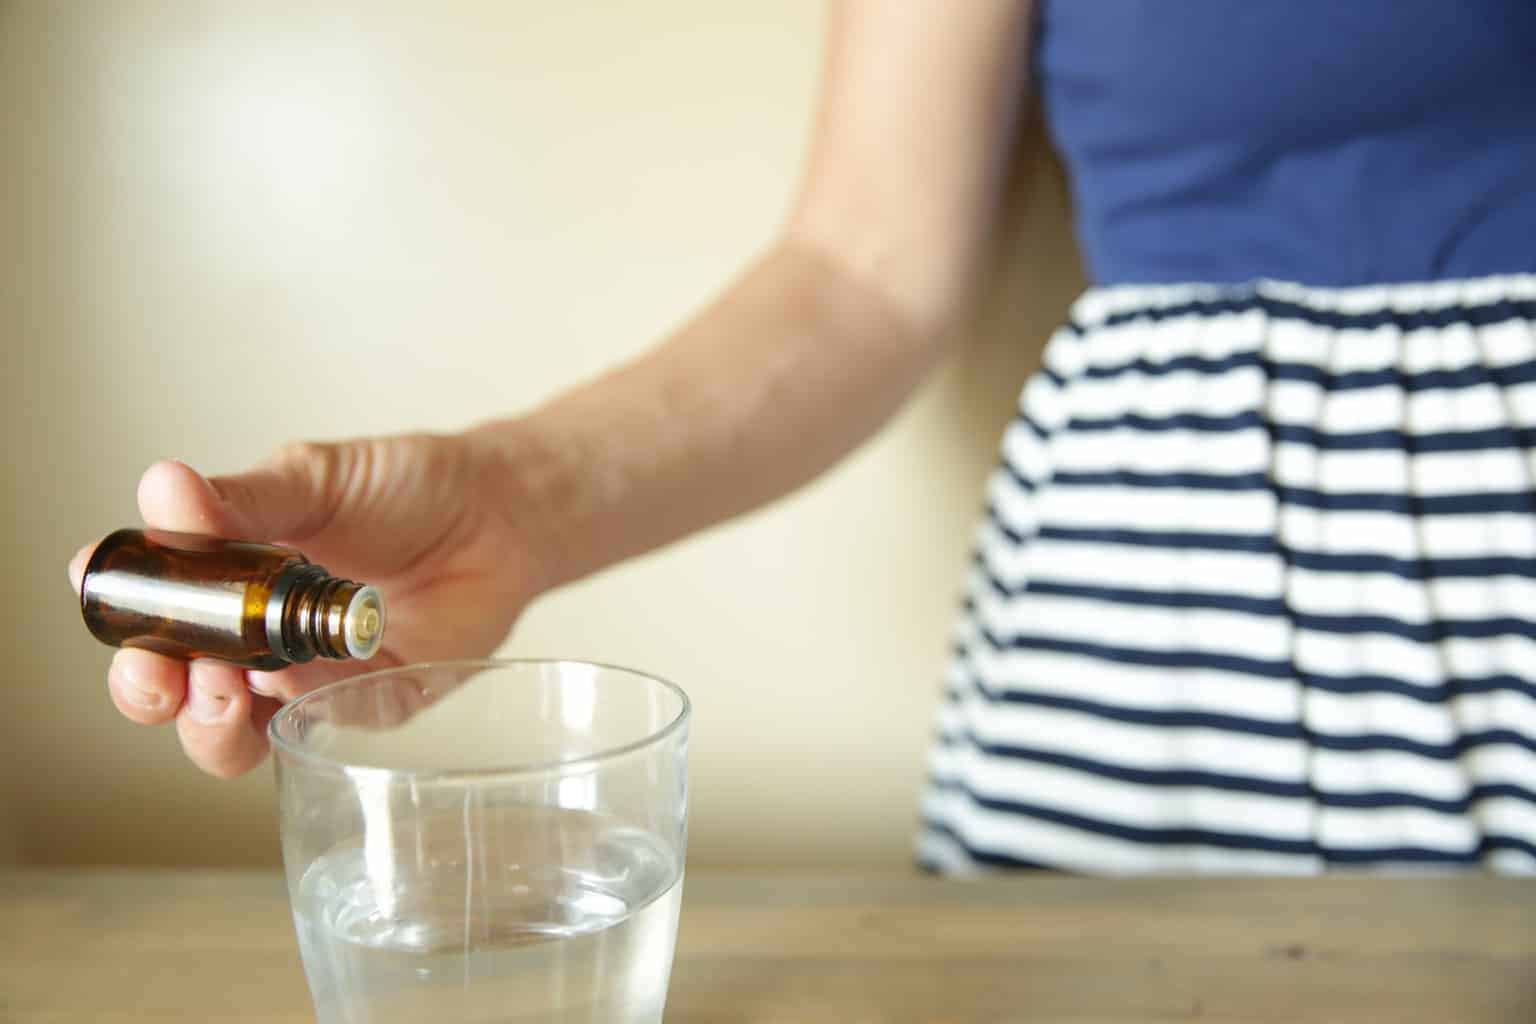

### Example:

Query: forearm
xmin=470 ymin=235 xmax=947 ymax=592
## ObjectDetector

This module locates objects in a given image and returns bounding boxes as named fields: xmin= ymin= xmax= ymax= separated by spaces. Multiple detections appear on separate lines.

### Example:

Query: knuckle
xmin=208 ymin=472 xmax=258 ymax=511
xmin=273 ymin=440 xmax=335 ymax=481
xmin=272 ymin=439 xmax=354 ymax=517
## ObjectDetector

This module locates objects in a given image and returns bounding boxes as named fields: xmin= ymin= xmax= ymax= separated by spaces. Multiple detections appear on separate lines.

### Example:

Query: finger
xmin=313 ymin=677 xmax=417 ymax=731
xmin=137 ymin=446 xmax=346 ymax=547
xmin=176 ymin=660 xmax=271 ymax=778
xmin=68 ymin=541 xmax=95 ymax=595
xmin=107 ymin=648 xmax=187 ymax=726
xmin=248 ymin=639 xmax=408 ymax=705
xmin=245 ymin=669 xmax=291 ymax=701
xmin=207 ymin=441 xmax=346 ymax=544
xmin=261 ymin=652 xmax=430 ymax=733
xmin=248 ymin=657 xmax=364 ymax=704
xmin=136 ymin=459 xmax=236 ymax=536
xmin=250 ymin=695 xmax=282 ymax=747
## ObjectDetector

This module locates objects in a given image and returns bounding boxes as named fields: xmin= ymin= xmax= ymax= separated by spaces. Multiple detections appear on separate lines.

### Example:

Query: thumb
xmin=136 ymin=445 xmax=347 ymax=544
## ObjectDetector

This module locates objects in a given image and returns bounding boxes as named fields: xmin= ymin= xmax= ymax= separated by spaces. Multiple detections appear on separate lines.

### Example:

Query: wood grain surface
xmin=1 ymin=869 xmax=1531 ymax=1022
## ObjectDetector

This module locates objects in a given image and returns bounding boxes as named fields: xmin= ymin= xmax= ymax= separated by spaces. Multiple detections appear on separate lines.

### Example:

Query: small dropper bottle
xmin=80 ymin=528 xmax=385 ymax=671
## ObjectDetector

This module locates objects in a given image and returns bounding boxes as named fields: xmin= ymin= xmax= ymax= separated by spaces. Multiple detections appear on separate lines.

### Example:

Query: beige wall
xmin=1 ymin=1 xmax=1082 ymax=868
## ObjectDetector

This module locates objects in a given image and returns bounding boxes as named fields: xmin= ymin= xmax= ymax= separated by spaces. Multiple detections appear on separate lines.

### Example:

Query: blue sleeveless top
xmin=1035 ymin=0 xmax=1536 ymax=287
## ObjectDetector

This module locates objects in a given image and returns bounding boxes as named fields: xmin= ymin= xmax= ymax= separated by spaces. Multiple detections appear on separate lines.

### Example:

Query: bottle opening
xmin=343 ymin=587 xmax=386 ymax=660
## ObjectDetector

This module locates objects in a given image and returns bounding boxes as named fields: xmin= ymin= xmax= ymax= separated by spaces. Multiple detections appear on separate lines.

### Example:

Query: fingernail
xmin=247 ymin=673 xmax=281 ymax=698
xmin=112 ymin=654 xmax=163 ymax=710
xmin=124 ymin=684 xmax=164 ymax=710
xmin=186 ymin=680 xmax=232 ymax=724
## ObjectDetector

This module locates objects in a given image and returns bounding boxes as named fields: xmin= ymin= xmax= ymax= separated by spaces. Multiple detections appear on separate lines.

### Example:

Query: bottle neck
xmin=267 ymin=565 xmax=385 ymax=664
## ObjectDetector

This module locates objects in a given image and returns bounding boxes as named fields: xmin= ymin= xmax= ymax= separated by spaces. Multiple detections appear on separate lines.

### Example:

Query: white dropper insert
xmin=342 ymin=586 xmax=386 ymax=660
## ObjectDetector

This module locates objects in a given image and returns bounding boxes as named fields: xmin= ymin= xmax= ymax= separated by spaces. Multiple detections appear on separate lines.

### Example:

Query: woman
xmin=73 ymin=1 xmax=1536 ymax=873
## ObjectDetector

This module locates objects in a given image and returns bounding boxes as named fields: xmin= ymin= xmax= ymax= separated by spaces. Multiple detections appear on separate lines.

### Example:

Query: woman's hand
xmin=69 ymin=433 xmax=545 ymax=778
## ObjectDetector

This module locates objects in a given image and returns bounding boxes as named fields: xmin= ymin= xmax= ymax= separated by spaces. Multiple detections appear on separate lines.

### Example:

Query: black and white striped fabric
xmin=920 ymin=275 xmax=1536 ymax=875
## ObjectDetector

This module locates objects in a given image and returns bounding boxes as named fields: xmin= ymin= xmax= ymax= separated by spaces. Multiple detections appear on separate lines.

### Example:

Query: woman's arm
xmin=476 ymin=0 xmax=1035 ymax=591
xmin=80 ymin=1 xmax=1036 ymax=778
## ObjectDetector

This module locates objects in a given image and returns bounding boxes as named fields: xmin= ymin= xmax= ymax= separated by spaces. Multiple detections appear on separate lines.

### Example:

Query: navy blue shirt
xmin=1036 ymin=0 xmax=1536 ymax=287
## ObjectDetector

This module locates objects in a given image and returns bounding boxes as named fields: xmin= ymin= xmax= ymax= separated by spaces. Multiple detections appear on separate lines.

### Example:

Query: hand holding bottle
xmin=69 ymin=433 xmax=545 ymax=778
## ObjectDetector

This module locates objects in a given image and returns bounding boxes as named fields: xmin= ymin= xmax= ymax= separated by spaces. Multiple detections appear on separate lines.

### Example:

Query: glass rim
xmin=267 ymin=657 xmax=691 ymax=782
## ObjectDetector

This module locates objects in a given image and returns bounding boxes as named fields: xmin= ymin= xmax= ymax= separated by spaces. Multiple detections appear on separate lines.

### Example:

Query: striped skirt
xmin=919 ymin=274 xmax=1536 ymax=875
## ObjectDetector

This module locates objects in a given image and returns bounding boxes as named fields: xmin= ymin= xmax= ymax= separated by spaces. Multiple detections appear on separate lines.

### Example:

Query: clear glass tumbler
xmin=269 ymin=659 xmax=690 ymax=1024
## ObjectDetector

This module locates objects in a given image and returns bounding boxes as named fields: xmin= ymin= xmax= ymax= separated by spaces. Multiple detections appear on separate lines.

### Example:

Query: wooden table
xmin=1 ymin=869 xmax=1532 ymax=1022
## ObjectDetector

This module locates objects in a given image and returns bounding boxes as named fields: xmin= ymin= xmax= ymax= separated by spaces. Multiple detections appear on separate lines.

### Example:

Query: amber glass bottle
xmin=80 ymin=529 xmax=385 ymax=670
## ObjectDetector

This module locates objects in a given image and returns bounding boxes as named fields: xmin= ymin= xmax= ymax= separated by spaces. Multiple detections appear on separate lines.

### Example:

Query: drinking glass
xmin=269 ymin=659 xmax=690 ymax=1023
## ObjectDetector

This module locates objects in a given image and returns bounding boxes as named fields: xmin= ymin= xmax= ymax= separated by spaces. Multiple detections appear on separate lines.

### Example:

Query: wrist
xmin=460 ymin=415 xmax=580 ymax=599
